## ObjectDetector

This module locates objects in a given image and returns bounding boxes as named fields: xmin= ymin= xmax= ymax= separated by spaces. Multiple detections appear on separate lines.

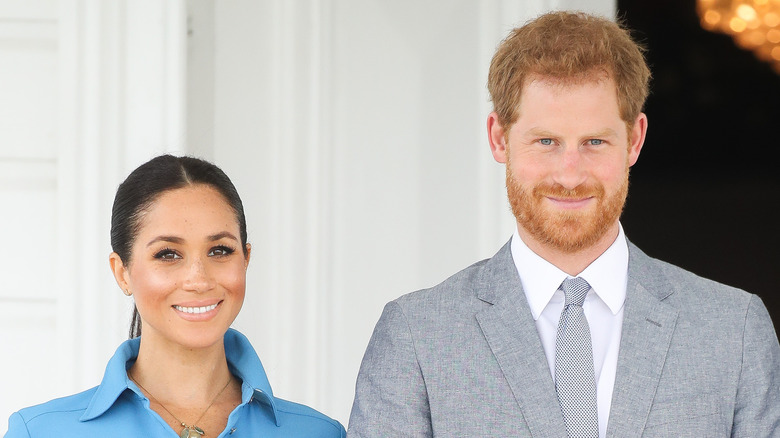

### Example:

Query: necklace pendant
xmin=180 ymin=426 xmax=205 ymax=438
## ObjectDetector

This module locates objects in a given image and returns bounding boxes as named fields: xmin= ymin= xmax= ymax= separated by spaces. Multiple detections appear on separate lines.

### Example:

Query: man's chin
xmin=541 ymin=231 xmax=606 ymax=254
xmin=524 ymin=216 xmax=614 ymax=254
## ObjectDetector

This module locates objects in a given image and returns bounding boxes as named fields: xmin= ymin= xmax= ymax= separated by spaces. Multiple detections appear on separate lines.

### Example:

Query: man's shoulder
xmin=387 ymin=241 xmax=521 ymax=325
xmin=628 ymin=242 xmax=754 ymax=308
xmin=393 ymin=256 xmax=494 ymax=310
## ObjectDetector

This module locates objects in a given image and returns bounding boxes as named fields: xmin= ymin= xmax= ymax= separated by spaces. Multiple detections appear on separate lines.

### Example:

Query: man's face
xmin=490 ymin=76 xmax=645 ymax=253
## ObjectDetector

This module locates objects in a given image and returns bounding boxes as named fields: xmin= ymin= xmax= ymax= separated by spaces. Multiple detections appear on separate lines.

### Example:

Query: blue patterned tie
xmin=555 ymin=277 xmax=599 ymax=438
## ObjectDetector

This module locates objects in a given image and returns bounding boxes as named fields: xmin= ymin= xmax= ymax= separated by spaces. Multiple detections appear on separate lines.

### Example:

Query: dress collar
xmin=80 ymin=328 xmax=280 ymax=425
xmin=510 ymin=224 xmax=628 ymax=320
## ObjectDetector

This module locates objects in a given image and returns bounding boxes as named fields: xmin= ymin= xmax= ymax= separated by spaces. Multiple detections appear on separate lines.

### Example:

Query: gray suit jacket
xmin=348 ymin=240 xmax=780 ymax=437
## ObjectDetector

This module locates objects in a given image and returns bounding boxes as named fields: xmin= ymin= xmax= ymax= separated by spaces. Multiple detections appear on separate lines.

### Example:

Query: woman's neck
xmin=129 ymin=332 xmax=233 ymax=406
xmin=128 ymin=331 xmax=243 ymax=437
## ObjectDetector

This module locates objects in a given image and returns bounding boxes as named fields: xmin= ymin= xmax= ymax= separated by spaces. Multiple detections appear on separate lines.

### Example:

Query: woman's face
xmin=110 ymin=184 xmax=250 ymax=350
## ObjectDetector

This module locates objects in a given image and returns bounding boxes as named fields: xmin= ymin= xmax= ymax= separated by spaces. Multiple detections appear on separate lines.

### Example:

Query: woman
xmin=6 ymin=155 xmax=345 ymax=437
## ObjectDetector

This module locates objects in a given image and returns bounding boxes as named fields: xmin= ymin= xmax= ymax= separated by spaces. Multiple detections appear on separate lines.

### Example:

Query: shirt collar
xmin=510 ymin=224 xmax=628 ymax=320
xmin=80 ymin=328 xmax=280 ymax=425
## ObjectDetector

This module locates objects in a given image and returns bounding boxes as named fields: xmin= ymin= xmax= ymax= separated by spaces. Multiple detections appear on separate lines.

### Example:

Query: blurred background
xmin=619 ymin=0 xmax=780 ymax=336
xmin=1 ymin=0 xmax=777 ymax=433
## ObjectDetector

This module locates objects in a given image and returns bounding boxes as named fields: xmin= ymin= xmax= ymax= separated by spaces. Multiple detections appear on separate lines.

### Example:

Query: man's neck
xmin=516 ymin=222 xmax=621 ymax=276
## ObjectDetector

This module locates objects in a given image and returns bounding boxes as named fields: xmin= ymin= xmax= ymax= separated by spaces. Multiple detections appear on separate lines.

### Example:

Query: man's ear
xmin=487 ymin=112 xmax=509 ymax=164
xmin=109 ymin=252 xmax=131 ymax=294
xmin=628 ymin=112 xmax=648 ymax=167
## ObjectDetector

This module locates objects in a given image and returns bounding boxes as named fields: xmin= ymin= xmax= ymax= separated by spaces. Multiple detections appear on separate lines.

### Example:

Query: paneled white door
xmin=0 ymin=0 xmax=185 ymax=434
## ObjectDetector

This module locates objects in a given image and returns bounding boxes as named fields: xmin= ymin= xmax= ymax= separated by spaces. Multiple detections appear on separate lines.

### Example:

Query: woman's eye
xmin=209 ymin=246 xmax=235 ymax=257
xmin=154 ymin=249 xmax=181 ymax=260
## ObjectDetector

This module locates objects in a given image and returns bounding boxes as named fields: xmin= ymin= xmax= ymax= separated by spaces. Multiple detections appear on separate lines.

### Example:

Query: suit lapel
xmin=475 ymin=242 xmax=568 ymax=438
xmin=606 ymin=244 xmax=679 ymax=437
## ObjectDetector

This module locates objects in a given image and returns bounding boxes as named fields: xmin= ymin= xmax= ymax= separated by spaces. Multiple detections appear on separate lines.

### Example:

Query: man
xmin=347 ymin=11 xmax=780 ymax=438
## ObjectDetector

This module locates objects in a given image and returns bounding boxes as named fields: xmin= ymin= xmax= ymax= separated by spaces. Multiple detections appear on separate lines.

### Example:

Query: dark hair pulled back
xmin=110 ymin=154 xmax=247 ymax=339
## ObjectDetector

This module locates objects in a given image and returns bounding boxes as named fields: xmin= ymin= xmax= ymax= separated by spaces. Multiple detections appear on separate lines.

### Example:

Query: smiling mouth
xmin=172 ymin=302 xmax=220 ymax=314
xmin=547 ymin=196 xmax=594 ymax=204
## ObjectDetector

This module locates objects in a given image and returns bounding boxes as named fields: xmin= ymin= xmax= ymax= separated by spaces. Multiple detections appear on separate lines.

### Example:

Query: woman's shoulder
xmin=270 ymin=397 xmax=346 ymax=437
xmin=6 ymin=387 xmax=98 ymax=436
xmin=225 ymin=330 xmax=345 ymax=437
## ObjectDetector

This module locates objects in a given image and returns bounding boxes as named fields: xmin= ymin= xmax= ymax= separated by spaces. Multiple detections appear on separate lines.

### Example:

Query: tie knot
xmin=561 ymin=277 xmax=590 ymax=307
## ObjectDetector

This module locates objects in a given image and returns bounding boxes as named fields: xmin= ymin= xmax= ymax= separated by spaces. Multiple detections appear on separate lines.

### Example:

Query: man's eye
xmin=540 ymin=138 xmax=553 ymax=146
xmin=588 ymin=139 xmax=604 ymax=145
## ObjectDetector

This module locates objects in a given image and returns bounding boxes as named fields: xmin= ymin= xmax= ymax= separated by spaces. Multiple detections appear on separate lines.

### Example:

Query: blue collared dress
xmin=5 ymin=329 xmax=345 ymax=437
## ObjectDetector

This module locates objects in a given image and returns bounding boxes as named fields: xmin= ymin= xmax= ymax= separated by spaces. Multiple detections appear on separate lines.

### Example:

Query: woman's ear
xmin=109 ymin=252 xmax=131 ymax=294
xmin=244 ymin=244 xmax=252 ymax=270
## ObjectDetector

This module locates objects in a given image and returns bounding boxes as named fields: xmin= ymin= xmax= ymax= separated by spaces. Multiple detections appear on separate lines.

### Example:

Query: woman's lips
xmin=172 ymin=300 xmax=223 ymax=321
xmin=173 ymin=303 xmax=219 ymax=314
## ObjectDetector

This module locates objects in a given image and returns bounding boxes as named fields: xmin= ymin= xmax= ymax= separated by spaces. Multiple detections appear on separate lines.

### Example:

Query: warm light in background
xmin=698 ymin=0 xmax=780 ymax=72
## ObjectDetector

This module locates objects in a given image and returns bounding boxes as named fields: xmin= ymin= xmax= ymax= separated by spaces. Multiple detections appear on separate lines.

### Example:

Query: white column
xmin=208 ymin=0 xmax=339 ymax=410
xmin=56 ymin=0 xmax=187 ymax=392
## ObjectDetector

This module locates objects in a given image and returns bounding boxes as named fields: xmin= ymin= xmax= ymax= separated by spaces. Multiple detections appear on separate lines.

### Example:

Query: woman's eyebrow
xmin=146 ymin=235 xmax=184 ymax=247
xmin=208 ymin=231 xmax=238 ymax=242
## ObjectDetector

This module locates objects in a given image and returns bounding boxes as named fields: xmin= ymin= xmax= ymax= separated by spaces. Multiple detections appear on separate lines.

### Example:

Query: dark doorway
xmin=618 ymin=0 xmax=780 ymax=332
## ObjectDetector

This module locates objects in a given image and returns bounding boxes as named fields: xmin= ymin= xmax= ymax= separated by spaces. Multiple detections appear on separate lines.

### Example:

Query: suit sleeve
xmin=731 ymin=294 xmax=780 ymax=437
xmin=347 ymin=301 xmax=432 ymax=437
xmin=5 ymin=412 xmax=32 ymax=438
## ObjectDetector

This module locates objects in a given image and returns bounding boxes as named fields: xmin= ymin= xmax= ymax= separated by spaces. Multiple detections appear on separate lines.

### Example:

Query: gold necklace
xmin=129 ymin=371 xmax=232 ymax=438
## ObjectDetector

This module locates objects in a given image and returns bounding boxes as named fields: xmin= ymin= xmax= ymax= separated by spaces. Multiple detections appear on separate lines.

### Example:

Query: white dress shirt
xmin=510 ymin=224 xmax=628 ymax=438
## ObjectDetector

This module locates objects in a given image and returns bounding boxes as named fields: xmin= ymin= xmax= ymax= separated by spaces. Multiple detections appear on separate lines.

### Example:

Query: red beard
xmin=506 ymin=164 xmax=629 ymax=253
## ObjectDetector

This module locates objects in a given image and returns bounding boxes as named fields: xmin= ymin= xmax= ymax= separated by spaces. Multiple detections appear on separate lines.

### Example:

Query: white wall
xmin=0 ymin=0 xmax=614 ymax=433
xmin=197 ymin=0 xmax=615 ymax=424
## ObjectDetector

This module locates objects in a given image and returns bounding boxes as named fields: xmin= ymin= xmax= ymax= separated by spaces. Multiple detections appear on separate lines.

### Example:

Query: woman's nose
xmin=182 ymin=257 xmax=215 ymax=292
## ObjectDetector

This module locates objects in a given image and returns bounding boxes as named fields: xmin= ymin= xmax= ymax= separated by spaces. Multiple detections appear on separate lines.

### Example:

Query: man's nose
xmin=554 ymin=145 xmax=587 ymax=189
